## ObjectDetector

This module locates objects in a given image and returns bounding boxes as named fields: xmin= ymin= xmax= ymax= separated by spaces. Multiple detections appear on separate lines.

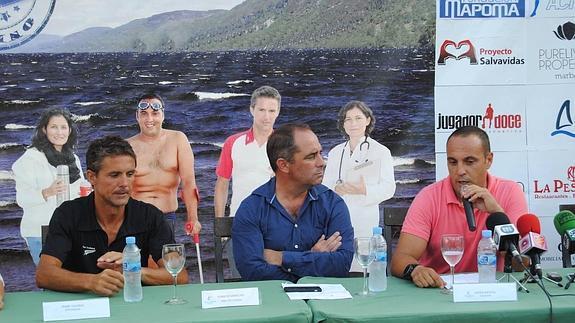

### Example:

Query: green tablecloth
xmin=0 ymin=280 xmax=312 ymax=323
xmin=300 ymin=270 xmax=575 ymax=323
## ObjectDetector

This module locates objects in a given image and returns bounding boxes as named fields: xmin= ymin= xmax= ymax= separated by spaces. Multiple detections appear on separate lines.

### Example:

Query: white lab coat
xmin=12 ymin=148 xmax=84 ymax=238
xmin=323 ymin=136 xmax=396 ymax=272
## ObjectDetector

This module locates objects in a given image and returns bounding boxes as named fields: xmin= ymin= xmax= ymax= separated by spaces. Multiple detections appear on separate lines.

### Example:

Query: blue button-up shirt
xmin=232 ymin=177 xmax=354 ymax=282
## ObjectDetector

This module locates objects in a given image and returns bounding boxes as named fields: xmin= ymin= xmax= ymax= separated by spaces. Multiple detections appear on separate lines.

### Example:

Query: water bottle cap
xmin=372 ymin=226 xmax=383 ymax=235
xmin=126 ymin=236 xmax=136 ymax=244
xmin=482 ymin=230 xmax=492 ymax=238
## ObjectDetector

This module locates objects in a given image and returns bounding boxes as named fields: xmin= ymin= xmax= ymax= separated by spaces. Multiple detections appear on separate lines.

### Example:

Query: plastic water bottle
xmin=55 ymin=165 xmax=70 ymax=206
xmin=123 ymin=236 xmax=143 ymax=302
xmin=477 ymin=229 xmax=497 ymax=283
xmin=368 ymin=226 xmax=387 ymax=292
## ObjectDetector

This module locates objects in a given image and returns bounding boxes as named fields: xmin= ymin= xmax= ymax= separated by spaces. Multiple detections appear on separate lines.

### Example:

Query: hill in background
xmin=11 ymin=0 xmax=435 ymax=53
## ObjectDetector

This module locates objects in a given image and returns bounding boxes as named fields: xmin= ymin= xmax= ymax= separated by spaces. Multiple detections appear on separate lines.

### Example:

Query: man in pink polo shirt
xmin=214 ymin=85 xmax=281 ymax=278
xmin=391 ymin=126 xmax=527 ymax=288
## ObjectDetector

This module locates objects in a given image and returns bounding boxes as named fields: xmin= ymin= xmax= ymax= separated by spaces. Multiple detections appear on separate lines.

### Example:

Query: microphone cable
xmin=544 ymin=272 xmax=575 ymax=312
xmin=516 ymin=260 xmax=553 ymax=323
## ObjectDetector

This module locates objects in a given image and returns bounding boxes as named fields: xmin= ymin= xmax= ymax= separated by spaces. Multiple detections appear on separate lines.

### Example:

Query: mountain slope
xmin=19 ymin=0 xmax=435 ymax=52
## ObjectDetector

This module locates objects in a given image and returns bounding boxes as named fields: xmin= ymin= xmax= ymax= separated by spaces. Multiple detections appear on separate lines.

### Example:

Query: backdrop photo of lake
xmin=0 ymin=48 xmax=435 ymax=291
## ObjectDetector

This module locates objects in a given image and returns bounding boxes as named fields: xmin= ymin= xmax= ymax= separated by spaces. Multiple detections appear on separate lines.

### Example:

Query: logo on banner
xmin=439 ymin=0 xmax=526 ymax=18
xmin=437 ymin=39 xmax=477 ymax=65
xmin=554 ymin=21 xmax=575 ymax=40
xmin=538 ymin=23 xmax=575 ymax=79
xmin=530 ymin=0 xmax=575 ymax=17
xmin=0 ymin=0 xmax=55 ymax=51
xmin=551 ymin=100 xmax=575 ymax=138
xmin=437 ymin=39 xmax=525 ymax=66
xmin=436 ymin=103 xmax=523 ymax=133
xmin=533 ymin=166 xmax=575 ymax=199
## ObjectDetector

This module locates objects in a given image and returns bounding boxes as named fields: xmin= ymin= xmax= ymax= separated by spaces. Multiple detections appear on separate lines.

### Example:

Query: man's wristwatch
xmin=402 ymin=263 xmax=420 ymax=281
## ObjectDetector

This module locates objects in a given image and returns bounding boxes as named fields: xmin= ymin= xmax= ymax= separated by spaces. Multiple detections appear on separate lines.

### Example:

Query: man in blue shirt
xmin=232 ymin=124 xmax=354 ymax=282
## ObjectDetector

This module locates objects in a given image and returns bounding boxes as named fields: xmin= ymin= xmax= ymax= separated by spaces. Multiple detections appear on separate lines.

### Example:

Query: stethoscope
xmin=336 ymin=137 xmax=370 ymax=184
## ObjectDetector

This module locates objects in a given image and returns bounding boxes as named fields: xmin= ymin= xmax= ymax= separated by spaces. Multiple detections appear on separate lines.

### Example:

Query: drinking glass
xmin=441 ymin=234 xmax=464 ymax=294
xmin=162 ymin=243 xmax=187 ymax=304
xmin=354 ymin=237 xmax=376 ymax=296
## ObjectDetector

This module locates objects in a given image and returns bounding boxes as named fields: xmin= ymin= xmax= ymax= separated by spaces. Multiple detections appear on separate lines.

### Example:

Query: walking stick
xmin=185 ymin=222 xmax=204 ymax=284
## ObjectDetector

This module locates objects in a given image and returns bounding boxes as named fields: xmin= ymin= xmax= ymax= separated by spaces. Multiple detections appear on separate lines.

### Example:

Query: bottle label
xmin=477 ymin=254 xmax=496 ymax=266
xmin=123 ymin=261 xmax=141 ymax=273
xmin=375 ymin=251 xmax=387 ymax=262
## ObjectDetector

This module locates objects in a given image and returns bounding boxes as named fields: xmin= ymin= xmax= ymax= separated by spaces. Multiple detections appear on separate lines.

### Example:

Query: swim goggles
xmin=137 ymin=101 xmax=163 ymax=111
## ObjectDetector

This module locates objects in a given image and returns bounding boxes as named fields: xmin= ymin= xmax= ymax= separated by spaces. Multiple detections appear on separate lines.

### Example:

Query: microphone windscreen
xmin=517 ymin=213 xmax=541 ymax=236
xmin=553 ymin=210 xmax=575 ymax=235
xmin=486 ymin=212 xmax=510 ymax=232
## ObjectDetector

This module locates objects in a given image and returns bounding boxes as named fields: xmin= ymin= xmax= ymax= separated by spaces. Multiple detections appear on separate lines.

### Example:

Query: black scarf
xmin=41 ymin=146 xmax=81 ymax=183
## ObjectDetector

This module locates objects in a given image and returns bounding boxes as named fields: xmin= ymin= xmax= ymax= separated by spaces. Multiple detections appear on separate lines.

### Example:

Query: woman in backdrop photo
xmin=12 ymin=108 xmax=84 ymax=266
xmin=323 ymin=100 xmax=396 ymax=272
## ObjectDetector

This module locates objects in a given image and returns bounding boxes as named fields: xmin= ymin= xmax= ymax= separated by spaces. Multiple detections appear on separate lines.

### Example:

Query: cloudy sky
xmin=43 ymin=0 xmax=246 ymax=36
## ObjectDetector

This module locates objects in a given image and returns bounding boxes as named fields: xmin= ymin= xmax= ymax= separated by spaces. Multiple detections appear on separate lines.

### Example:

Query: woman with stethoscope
xmin=323 ymin=101 xmax=396 ymax=272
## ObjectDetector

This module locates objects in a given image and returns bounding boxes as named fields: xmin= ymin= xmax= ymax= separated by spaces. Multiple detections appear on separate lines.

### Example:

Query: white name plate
xmin=201 ymin=287 xmax=260 ymax=309
xmin=43 ymin=298 xmax=110 ymax=321
xmin=453 ymin=283 xmax=517 ymax=303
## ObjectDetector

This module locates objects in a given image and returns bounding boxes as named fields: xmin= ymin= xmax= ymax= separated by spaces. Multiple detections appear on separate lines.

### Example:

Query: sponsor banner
xmin=435 ymin=86 xmax=527 ymax=152
xmin=436 ymin=20 xmax=527 ymax=85
xmin=438 ymin=0 xmax=526 ymax=19
xmin=528 ymin=150 xmax=575 ymax=210
xmin=435 ymin=151 xmax=529 ymax=205
xmin=526 ymin=18 xmax=575 ymax=84
xmin=527 ymin=0 xmax=575 ymax=18
xmin=525 ymin=84 xmax=575 ymax=148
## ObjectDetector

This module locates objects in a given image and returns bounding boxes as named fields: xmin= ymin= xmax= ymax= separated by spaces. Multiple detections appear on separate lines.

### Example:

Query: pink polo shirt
xmin=401 ymin=173 xmax=527 ymax=274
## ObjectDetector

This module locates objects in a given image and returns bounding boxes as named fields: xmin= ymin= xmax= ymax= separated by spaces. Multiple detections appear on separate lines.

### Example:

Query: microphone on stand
xmin=553 ymin=210 xmax=575 ymax=289
xmin=517 ymin=214 xmax=562 ymax=287
xmin=517 ymin=214 xmax=546 ymax=279
xmin=486 ymin=212 xmax=521 ymax=259
xmin=553 ymin=210 xmax=575 ymax=268
xmin=486 ymin=212 xmax=529 ymax=292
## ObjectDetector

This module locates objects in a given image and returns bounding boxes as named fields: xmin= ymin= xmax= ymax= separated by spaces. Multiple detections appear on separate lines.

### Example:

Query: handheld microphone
xmin=517 ymin=214 xmax=547 ymax=279
xmin=486 ymin=212 xmax=521 ymax=260
xmin=553 ymin=210 xmax=575 ymax=268
xmin=462 ymin=198 xmax=476 ymax=232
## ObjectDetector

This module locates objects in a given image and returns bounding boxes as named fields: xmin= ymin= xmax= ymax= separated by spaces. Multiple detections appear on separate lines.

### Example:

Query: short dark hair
xmin=447 ymin=126 xmax=491 ymax=154
xmin=86 ymin=136 xmax=136 ymax=173
xmin=31 ymin=108 xmax=78 ymax=152
xmin=267 ymin=123 xmax=311 ymax=172
xmin=250 ymin=86 xmax=281 ymax=109
xmin=138 ymin=93 xmax=165 ymax=109
xmin=337 ymin=100 xmax=376 ymax=139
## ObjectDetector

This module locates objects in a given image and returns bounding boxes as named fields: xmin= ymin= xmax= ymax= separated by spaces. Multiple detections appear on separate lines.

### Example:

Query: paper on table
xmin=440 ymin=273 xmax=479 ymax=289
xmin=345 ymin=158 xmax=381 ymax=184
xmin=201 ymin=287 xmax=260 ymax=309
xmin=282 ymin=283 xmax=352 ymax=300
xmin=42 ymin=298 xmax=110 ymax=322
xmin=453 ymin=283 xmax=518 ymax=302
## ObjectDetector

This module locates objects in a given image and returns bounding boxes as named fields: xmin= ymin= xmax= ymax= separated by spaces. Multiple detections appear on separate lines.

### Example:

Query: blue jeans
xmin=24 ymin=237 xmax=42 ymax=266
